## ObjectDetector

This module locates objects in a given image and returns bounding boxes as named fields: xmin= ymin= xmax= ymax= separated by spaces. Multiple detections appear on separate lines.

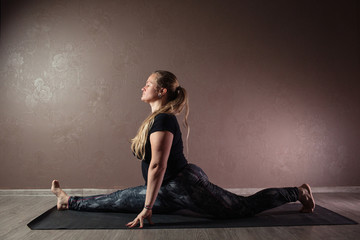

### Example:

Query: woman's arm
xmin=145 ymin=131 xmax=173 ymax=208
xmin=126 ymin=131 xmax=173 ymax=228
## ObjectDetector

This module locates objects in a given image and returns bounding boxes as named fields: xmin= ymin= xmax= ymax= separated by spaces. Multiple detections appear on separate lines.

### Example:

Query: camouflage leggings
xmin=68 ymin=164 xmax=299 ymax=218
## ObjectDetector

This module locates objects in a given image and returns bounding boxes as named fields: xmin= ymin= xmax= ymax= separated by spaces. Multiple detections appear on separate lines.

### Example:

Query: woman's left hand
xmin=126 ymin=208 xmax=154 ymax=228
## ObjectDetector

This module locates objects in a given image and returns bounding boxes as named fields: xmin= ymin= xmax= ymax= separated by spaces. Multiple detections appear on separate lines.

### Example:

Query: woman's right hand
xmin=126 ymin=208 xmax=154 ymax=228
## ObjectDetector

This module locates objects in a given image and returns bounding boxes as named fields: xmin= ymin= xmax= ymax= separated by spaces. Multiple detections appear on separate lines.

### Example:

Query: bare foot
xmin=51 ymin=180 xmax=70 ymax=210
xmin=298 ymin=183 xmax=315 ymax=213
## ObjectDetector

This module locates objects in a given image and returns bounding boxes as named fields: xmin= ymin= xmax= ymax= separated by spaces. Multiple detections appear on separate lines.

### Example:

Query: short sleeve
xmin=149 ymin=113 xmax=177 ymax=135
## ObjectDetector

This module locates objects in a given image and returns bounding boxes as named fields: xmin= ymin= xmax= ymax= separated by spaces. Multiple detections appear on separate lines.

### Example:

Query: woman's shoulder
xmin=154 ymin=113 xmax=178 ymax=126
xmin=155 ymin=113 xmax=176 ymax=120
xmin=151 ymin=113 xmax=178 ymax=133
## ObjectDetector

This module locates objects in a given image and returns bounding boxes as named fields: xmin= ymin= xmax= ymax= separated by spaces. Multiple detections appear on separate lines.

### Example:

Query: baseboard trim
xmin=0 ymin=186 xmax=359 ymax=196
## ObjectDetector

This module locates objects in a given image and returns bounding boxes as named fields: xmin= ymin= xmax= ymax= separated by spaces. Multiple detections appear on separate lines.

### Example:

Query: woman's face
xmin=141 ymin=73 xmax=159 ymax=103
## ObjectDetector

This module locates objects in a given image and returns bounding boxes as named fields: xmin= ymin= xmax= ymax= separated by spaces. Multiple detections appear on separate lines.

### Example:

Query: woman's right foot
xmin=298 ymin=183 xmax=315 ymax=213
xmin=51 ymin=180 xmax=70 ymax=210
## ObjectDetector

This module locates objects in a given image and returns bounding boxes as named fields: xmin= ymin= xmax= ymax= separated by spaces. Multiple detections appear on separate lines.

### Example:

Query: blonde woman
xmin=51 ymin=70 xmax=315 ymax=228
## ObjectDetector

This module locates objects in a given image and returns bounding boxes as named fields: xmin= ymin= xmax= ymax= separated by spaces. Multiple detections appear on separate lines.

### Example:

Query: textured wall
xmin=0 ymin=0 xmax=359 ymax=189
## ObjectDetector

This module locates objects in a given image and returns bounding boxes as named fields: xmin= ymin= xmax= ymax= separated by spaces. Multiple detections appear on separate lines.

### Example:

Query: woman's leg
xmin=68 ymin=185 xmax=148 ymax=212
xmin=244 ymin=187 xmax=299 ymax=216
xmin=51 ymin=180 xmax=182 ymax=213
xmin=163 ymin=164 xmax=255 ymax=218
xmin=169 ymin=164 xmax=315 ymax=218
xmin=51 ymin=180 xmax=147 ymax=212
xmin=51 ymin=167 xmax=315 ymax=217
xmin=244 ymin=184 xmax=315 ymax=215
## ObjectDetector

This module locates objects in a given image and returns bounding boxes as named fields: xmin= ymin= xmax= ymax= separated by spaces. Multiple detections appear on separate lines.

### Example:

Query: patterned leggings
xmin=68 ymin=164 xmax=299 ymax=218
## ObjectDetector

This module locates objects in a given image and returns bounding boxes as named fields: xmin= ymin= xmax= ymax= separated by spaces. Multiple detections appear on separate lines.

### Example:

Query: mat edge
xmin=27 ymin=203 xmax=358 ymax=230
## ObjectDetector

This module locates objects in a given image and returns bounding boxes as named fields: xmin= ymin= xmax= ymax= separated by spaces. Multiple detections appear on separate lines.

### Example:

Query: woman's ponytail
xmin=176 ymin=86 xmax=190 ymax=155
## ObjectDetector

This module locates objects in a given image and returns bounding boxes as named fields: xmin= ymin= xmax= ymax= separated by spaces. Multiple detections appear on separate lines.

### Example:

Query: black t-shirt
xmin=141 ymin=113 xmax=188 ymax=185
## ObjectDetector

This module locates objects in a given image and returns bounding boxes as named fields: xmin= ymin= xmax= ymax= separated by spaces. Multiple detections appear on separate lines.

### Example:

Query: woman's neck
xmin=149 ymin=101 xmax=163 ymax=113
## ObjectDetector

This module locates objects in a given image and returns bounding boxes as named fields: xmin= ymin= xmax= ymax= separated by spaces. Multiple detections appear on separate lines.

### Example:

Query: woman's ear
xmin=160 ymin=88 xmax=168 ymax=95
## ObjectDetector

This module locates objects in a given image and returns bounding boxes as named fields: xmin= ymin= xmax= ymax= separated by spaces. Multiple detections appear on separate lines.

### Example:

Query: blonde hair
xmin=131 ymin=70 xmax=190 ymax=160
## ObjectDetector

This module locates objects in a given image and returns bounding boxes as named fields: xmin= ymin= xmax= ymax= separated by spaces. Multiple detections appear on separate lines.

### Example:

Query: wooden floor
xmin=0 ymin=192 xmax=359 ymax=240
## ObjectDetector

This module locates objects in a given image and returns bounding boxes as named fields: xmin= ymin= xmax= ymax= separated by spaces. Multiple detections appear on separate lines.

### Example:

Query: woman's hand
xmin=126 ymin=208 xmax=154 ymax=228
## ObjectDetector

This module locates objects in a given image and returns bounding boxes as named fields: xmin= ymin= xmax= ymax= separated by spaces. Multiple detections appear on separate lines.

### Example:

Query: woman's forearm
xmin=145 ymin=163 xmax=166 ymax=208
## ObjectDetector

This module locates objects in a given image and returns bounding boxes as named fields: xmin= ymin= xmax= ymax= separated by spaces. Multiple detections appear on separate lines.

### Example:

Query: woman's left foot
xmin=298 ymin=183 xmax=315 ymax=213
xmin=51 ymin=180 xmax=70 ymax=210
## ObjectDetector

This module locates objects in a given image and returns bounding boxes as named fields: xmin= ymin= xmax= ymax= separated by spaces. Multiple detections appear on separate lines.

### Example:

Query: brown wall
xmin=1 ymin=0 xmax=359 ymax=189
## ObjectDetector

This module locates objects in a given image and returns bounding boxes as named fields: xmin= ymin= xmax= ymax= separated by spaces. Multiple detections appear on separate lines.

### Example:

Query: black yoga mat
xmin=28 ymin=203 xmax=357 ymax=230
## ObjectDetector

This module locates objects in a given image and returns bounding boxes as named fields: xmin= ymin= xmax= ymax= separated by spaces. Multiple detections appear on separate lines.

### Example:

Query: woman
xmin=51 ymin=70 xmax=315 ymax=228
